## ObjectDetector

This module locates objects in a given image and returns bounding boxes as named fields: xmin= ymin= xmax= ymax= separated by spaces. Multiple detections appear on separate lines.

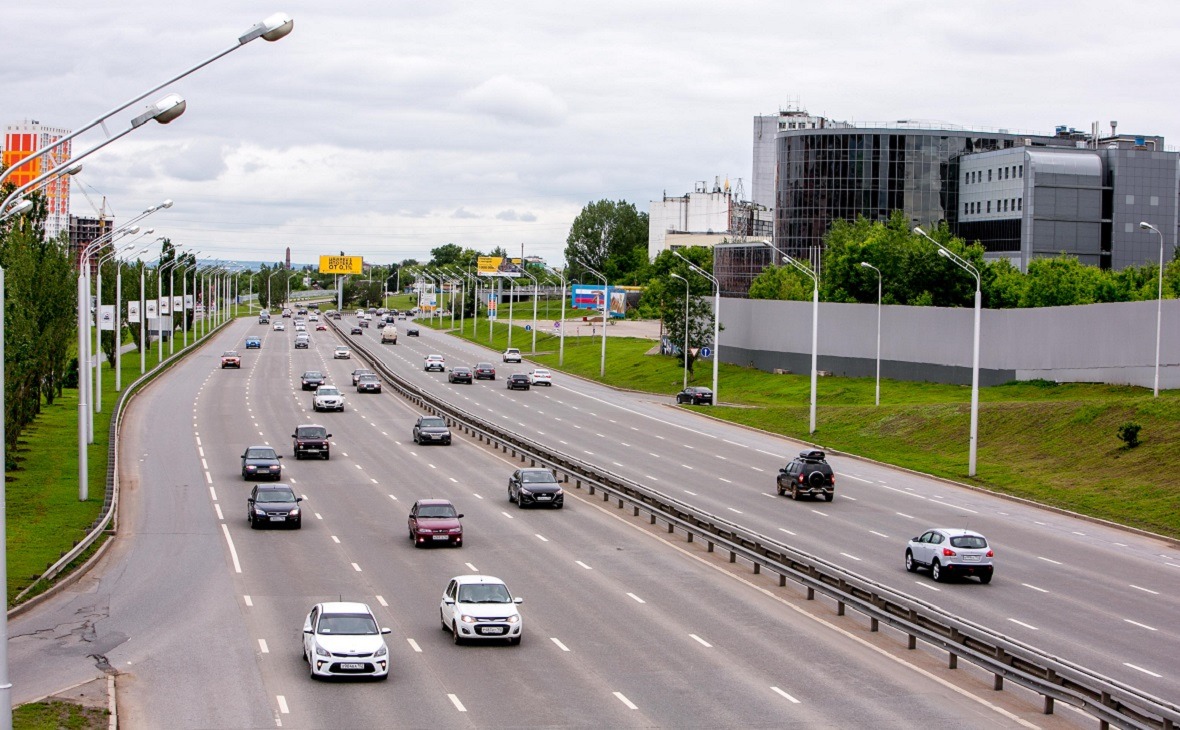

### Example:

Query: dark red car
xmin=408 ymin=499 xmax=463 ymax=547
xmin=474 ymin=362 xmax=496 ymax=380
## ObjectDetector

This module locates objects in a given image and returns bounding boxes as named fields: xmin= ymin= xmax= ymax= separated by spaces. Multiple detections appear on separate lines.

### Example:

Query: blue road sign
xmin=700 ymin=346 xmax=712 ymax=358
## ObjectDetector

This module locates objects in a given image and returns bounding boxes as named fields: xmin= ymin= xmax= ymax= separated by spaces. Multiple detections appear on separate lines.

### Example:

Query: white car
xmin=309 ymin=314 xmax=319 ymax=322
xmin=906 ymin=528 xmax=994 ymax=583
xmin=424 ymin=354 xmax=446 ymax=372
xmin=273 ymin=322 xmax=285 ymax=331
xmin=313 ymin=385 xmax=345 ymax=412
xmin=440 ymin=575 xmax=523 ymax=645
xmin=528 ymin=369 xmax=552 ymax=386
xmin=333 ymin=346 xmax=351 ymax=359
xmin=302 ymin=602 xmax=391 ymax=680
xmin=502 ymin=348 xmax=522 ymax=363
xmin=294 ymin=323 xmax=307 ymax=332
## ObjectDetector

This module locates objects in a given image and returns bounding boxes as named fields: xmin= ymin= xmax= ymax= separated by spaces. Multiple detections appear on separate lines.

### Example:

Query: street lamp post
xmin=915 ymin=227 xmax=981 ymax=477
xmin=518 ymin=268 xmax=539 ymax=354
xmin=546 ymin=266 xmax=567 ymax=366
xmin=1139 ymin=222 xmax=1167 ymax=397
xmin=577 ymin=259 xmax=609 ymax=378
xmin=670 ymin=273 xmax=690 ymax=390
xmin=860 ymin=262 xmax=882 ymax=406
xmin=672 ymin=251 xmax=720 ymax=407
xmin=761 ymin=242 xmax=818 ymax=431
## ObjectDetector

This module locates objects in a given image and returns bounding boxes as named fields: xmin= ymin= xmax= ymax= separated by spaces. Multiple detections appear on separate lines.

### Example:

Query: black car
xmin=676 ymin=386 xmax=713 ymax=405
xmin=406 ymin=326 xmax=420 ymax=337
xmin=356 ymin=374 xmax=382 ymax=393
xmin=350 ymin=326 xmax=363 ymax=335
xmin=376 ymin=320 xmax=386 ymax=329
xmin=247 ymin=483 xmax=302 ymax=529
xmin=359 ymin=319 xmax=370 ymax=328
xmin=508 ymin=468 xmax=564 ymax=508
xmin=292 ymin=424 xmax=331 ymax=460
xmin=776 ymin=450 xmax=835 ymax=501
xmin=506 ymin=373 xmax=530 ymax=391
xmin=241 ymin=445 xmax=283 ymax=480
xmin=474 ymin=362 xmax=496 ymax=380
xmin=300 ymin=371 xmax=326 ymax=390
xmin=352 ymin=368 xmax=375 ymax=385
xmin=448 ymin=367 xmax=473 ymax=384
xmin=412 ymin=416 xmax=452 ymax=445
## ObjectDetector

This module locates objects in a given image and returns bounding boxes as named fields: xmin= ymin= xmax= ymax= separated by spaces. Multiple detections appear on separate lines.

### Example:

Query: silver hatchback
xmin=905 ymin=528 xmax=994 ymax=583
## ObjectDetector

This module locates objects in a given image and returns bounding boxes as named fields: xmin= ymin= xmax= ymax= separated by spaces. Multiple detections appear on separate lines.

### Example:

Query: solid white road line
xmin=896 ymin=512 xmax=914 ymax=519
xmin=915 ymin=581 xmax=940 ymax=592
xmin=221 ymin=525 xmax=242 ymax=573
xmin=626 ymin=593 xmax=645 ymax=604
xmin=689 ymin=634 xmax=712 ymax=648
xmin=771 ymin=686 xmax=801 ymax=704
xmin=779 ymin=528 xmax=796 ymax=536
xmin=613 ymin=692 xmax=638 ymax=710
xmin=839 ymin=553 xmax=862 ymax=562
xmin=258 ymin=639 xmax=269 ymax=654
xmin=551 ymin=637 xmax=571 ymax=652
xmin=407 ymin=639 xmax=422 ymax=653
xmin=718 ymin=477 xmax=732 ymax=484
xmin=1037 ymin=556 xmax=1063 ymax=565
xmin=869 ymin=530 xmax=889 ymax=539
xmin=448 ymin=694 xmax=467 ymax=712
xmin=1124 ymin=663 xmax=1162 ymax=678
xmin=810 ymin=510 xmax=828 ymax=517
xmin=842 ymin=495 xmax=857 ymax=501
xmin=1007 ymin=618 xmax=1039 ymax=631
xmin=1129 ymin=584 xmax=1159 ymax=595
xmin=276 ymin=696 xmax=289 ymax=714
xmin=1021 ymin=583 xmax=1049 ymax=593
xmin=727 ymin=508 xmax=742 ymax=514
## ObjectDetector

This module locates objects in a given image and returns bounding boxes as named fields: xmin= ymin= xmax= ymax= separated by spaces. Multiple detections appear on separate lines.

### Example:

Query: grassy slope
xmin=431 ymin=316 xmax=1180 ymax=539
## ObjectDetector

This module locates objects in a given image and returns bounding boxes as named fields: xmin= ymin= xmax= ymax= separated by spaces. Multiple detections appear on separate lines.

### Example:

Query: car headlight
xmin=315 ymin=643 xmax=330 ymax=657
xmin=254 ymin=508 xmax=266 ymax=516
xmin=460 ymin=614 xmax=478 ymax=624
xmin=375 ymin=645 xmax=387 ymax=657
xmin=505 ymin=614 xmax=521 ymax=624
xmin=289 ymin=508 xmax=300 ymax=516
xmin=417 ymin=528 xmax=431 ymax=534
xmin=245 ymin=465 xmax=257 ymax=471
xmin=520 ymin=487 xmax=532 ymax=496
xmin=448 ymin=527 xmax=462 ymax=534
xmin=553 ymin=489 xmax=563 ymax=497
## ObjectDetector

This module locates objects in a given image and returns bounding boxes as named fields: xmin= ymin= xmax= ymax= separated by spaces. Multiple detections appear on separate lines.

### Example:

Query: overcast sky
xmin=4 ymin=1 xmax=1178 ymax=267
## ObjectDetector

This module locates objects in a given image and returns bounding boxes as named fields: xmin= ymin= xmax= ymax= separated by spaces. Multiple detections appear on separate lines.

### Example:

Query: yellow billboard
xmin=318 ymin=255 xmax=363 ymax=275
xmin=476 ymin=256 xmax=523 ymax=277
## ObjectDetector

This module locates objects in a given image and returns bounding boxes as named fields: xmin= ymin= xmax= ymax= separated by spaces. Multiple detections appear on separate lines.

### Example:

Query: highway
xmin=3 ymin=312 xmax=1159 ymax=728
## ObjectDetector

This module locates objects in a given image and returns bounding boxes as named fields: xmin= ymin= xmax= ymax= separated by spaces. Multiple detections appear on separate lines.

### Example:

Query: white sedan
xmin=302 ymin=602 xmax=391 ymax=679
xmin=273 ymin=322 xmax=286 ymax=331
xmin=440 ymin=575 xmax=523 ymax=645
xmin=528 ymin=369 xmax=552 ymax=386
xmin=333 ymin=346 xmax=351 ymax=359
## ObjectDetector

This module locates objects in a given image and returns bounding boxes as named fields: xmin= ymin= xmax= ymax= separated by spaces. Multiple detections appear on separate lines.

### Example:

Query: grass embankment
xmin=14 ymin=699 xmax=107 ymax=729
xmin=426 ymin=315 xmax=1180 ymax=539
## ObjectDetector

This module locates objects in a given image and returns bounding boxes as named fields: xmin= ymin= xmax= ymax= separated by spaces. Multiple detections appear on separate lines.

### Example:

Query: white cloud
xmin=458 ymin=76 xmax=568 ymax=127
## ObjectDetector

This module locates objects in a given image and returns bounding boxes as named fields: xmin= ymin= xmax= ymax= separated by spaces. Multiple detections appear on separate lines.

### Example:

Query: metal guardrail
xmin=337 ymin=318 xmax=1179 ymax=730
xmin=12 ymin=319 xmax=234 ymax=605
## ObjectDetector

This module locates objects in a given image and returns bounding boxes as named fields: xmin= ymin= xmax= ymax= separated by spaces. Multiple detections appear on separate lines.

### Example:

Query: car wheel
xmin=905 ymin=550 xmax=917 ymax=572
xmin=440 ymin=610 xmax=449 ymax=630
xmin=293 ymin=519 xmax=301 ymax=530
xmin=295 ymin=452 xmax=302 ymax=460
xmin=508 ymin=488 xmax=516 ymax=504
xmin=791 ymin=484 xmax=799 ymax=500
xmin=979 ymin=571 xmax=993 ymax=585
xmin=823 ymin=491 xmax=834 ymax=502
xmin=248 ymin=513 xmax=256 ymax=529
xmin=931 ymin=560 xmax=944 ymax=582
xmin=517 ymin=496 xmax=525 ymax=509
xmin=452 ymin=622 xmax=463 ymax=645
xmin=323 ymin=451 xmax=329 ymax=460
xmin=509 ymin=635 xmax=521 ymax=646
xmin=309 ymin=658 xmax=317 ymax=680
xmin=776 ymin=482 xmax=785 ymax=496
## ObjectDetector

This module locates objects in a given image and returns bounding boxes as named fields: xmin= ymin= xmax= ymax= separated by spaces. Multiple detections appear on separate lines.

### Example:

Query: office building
xmin=3 ymin=120 xmax=73 ymax=240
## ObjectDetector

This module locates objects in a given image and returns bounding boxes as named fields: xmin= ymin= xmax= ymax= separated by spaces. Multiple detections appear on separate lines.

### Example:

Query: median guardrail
xmin=337 ymin=318 xmax=1178 ymax=730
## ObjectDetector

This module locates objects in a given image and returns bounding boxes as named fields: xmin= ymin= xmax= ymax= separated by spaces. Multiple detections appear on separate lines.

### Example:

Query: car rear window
xmin=950 ymin=535 xmax=988 ymax=549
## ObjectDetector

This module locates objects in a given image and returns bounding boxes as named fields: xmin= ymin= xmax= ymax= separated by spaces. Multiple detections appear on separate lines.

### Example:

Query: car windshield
xmin=521 ymin=470 xmax=556 ymax=484
xmin=256 ymin=488 xmax=296 ymax=503
xmin=336 ymin=348 xmax=348 ymax=352
xmin=297 ymin=427 xmax=326 ymax=439
xmin=420 ymin=418 xmax=447 ymax=428
xmin=223 ymin=351 xmax=238 ymax=357
xmin=949 ymin=535 xmax=988 ymax=549
xmin=418 ymin=504 xmax=456 ymax=518
xmin=317 ymin=614 xmax=378 ymax=635
xmin=358 ymin=375 xmax=378 ymax=383
xmin=317 ymin=387 xmax=340 ymax=396
xmin=457 ymin=584 xmax=511 ymax=603
xmin=246 ymin=448 xmax=276 ymax=460
xmin=303 ymin=372 xmax=322 ymax=379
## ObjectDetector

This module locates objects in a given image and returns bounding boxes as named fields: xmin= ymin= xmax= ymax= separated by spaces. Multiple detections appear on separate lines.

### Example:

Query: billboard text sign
xmin=318 ymin=255 xmax=362 ymax=275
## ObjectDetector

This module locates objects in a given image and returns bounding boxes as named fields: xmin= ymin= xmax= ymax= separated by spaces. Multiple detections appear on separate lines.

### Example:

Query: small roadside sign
xmin=700 ymin=346 xmax=712 ymax=358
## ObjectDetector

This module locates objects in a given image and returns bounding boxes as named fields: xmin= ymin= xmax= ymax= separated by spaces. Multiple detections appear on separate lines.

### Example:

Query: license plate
xmin=536 ymin=495 xmax=551 ymax=500
xmin=482 ymin=627 xmax=504 ymax=635
xmin=963 ymin=555 xmax=980 ymax=562
xmin=269 ymin=516 xmax=286 ymax=522
xmin=340 ymin=663 xmax=363 ymax=670
xmin=432 ymin=535 xmax=449 ymax=541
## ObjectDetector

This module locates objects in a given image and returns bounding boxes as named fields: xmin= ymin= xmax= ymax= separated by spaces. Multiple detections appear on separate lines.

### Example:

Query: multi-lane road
xmin=7 ymin=312 xmax=1175 ymax=728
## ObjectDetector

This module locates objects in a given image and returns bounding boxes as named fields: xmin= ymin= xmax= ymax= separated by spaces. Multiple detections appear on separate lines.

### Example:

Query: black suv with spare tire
xmin=776 ymin=450 xmax=835 ymax=501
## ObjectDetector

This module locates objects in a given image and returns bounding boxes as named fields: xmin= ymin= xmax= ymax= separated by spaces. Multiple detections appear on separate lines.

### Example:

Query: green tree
xmin=430 ymin=243 xmax=465 ymax=267
xmin=564 ymin=199 xmax=650 ymax=285
xmin=639 ymin=250 xmax=719 ymax=375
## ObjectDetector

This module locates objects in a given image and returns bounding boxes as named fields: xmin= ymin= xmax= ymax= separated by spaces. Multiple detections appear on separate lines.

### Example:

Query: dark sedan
xmin=508 ymin=468 xmax=564 ymax=509
xmin=474 ymin=362 xmax=496 ymax=380
xmin=447 ymin=367 xmax=473 ymax=384
xmin=351 ymin=368 xmax=375 ymax=386
xmin=350 ymin=326 xmax=363 ymax=335
xmin=406 ymin=326 xmax=420 ymax=337
xmin=356 ymin=374 xmax=382 ymax=393
xmin=241 ymin=445 xmax=283 ymax=480
xmin=506 ymin=373 xmax=530 ymax=391
xmin=676 ymin=386 xmax=713 ymax=405
xmin=407 ymin=499 xmax=463 ymax=547
xmin=412 ymin=416 xmax=452 ymax=445
xmin=300 ymin=371 xmax=326 ymax=391
xmin=247 ymin=483 xmax=302 ymax=529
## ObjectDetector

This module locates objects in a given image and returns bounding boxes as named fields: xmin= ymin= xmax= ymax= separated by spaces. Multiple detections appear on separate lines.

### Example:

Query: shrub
xmin=1117 ymin=422 xmax=1141 ymax=448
